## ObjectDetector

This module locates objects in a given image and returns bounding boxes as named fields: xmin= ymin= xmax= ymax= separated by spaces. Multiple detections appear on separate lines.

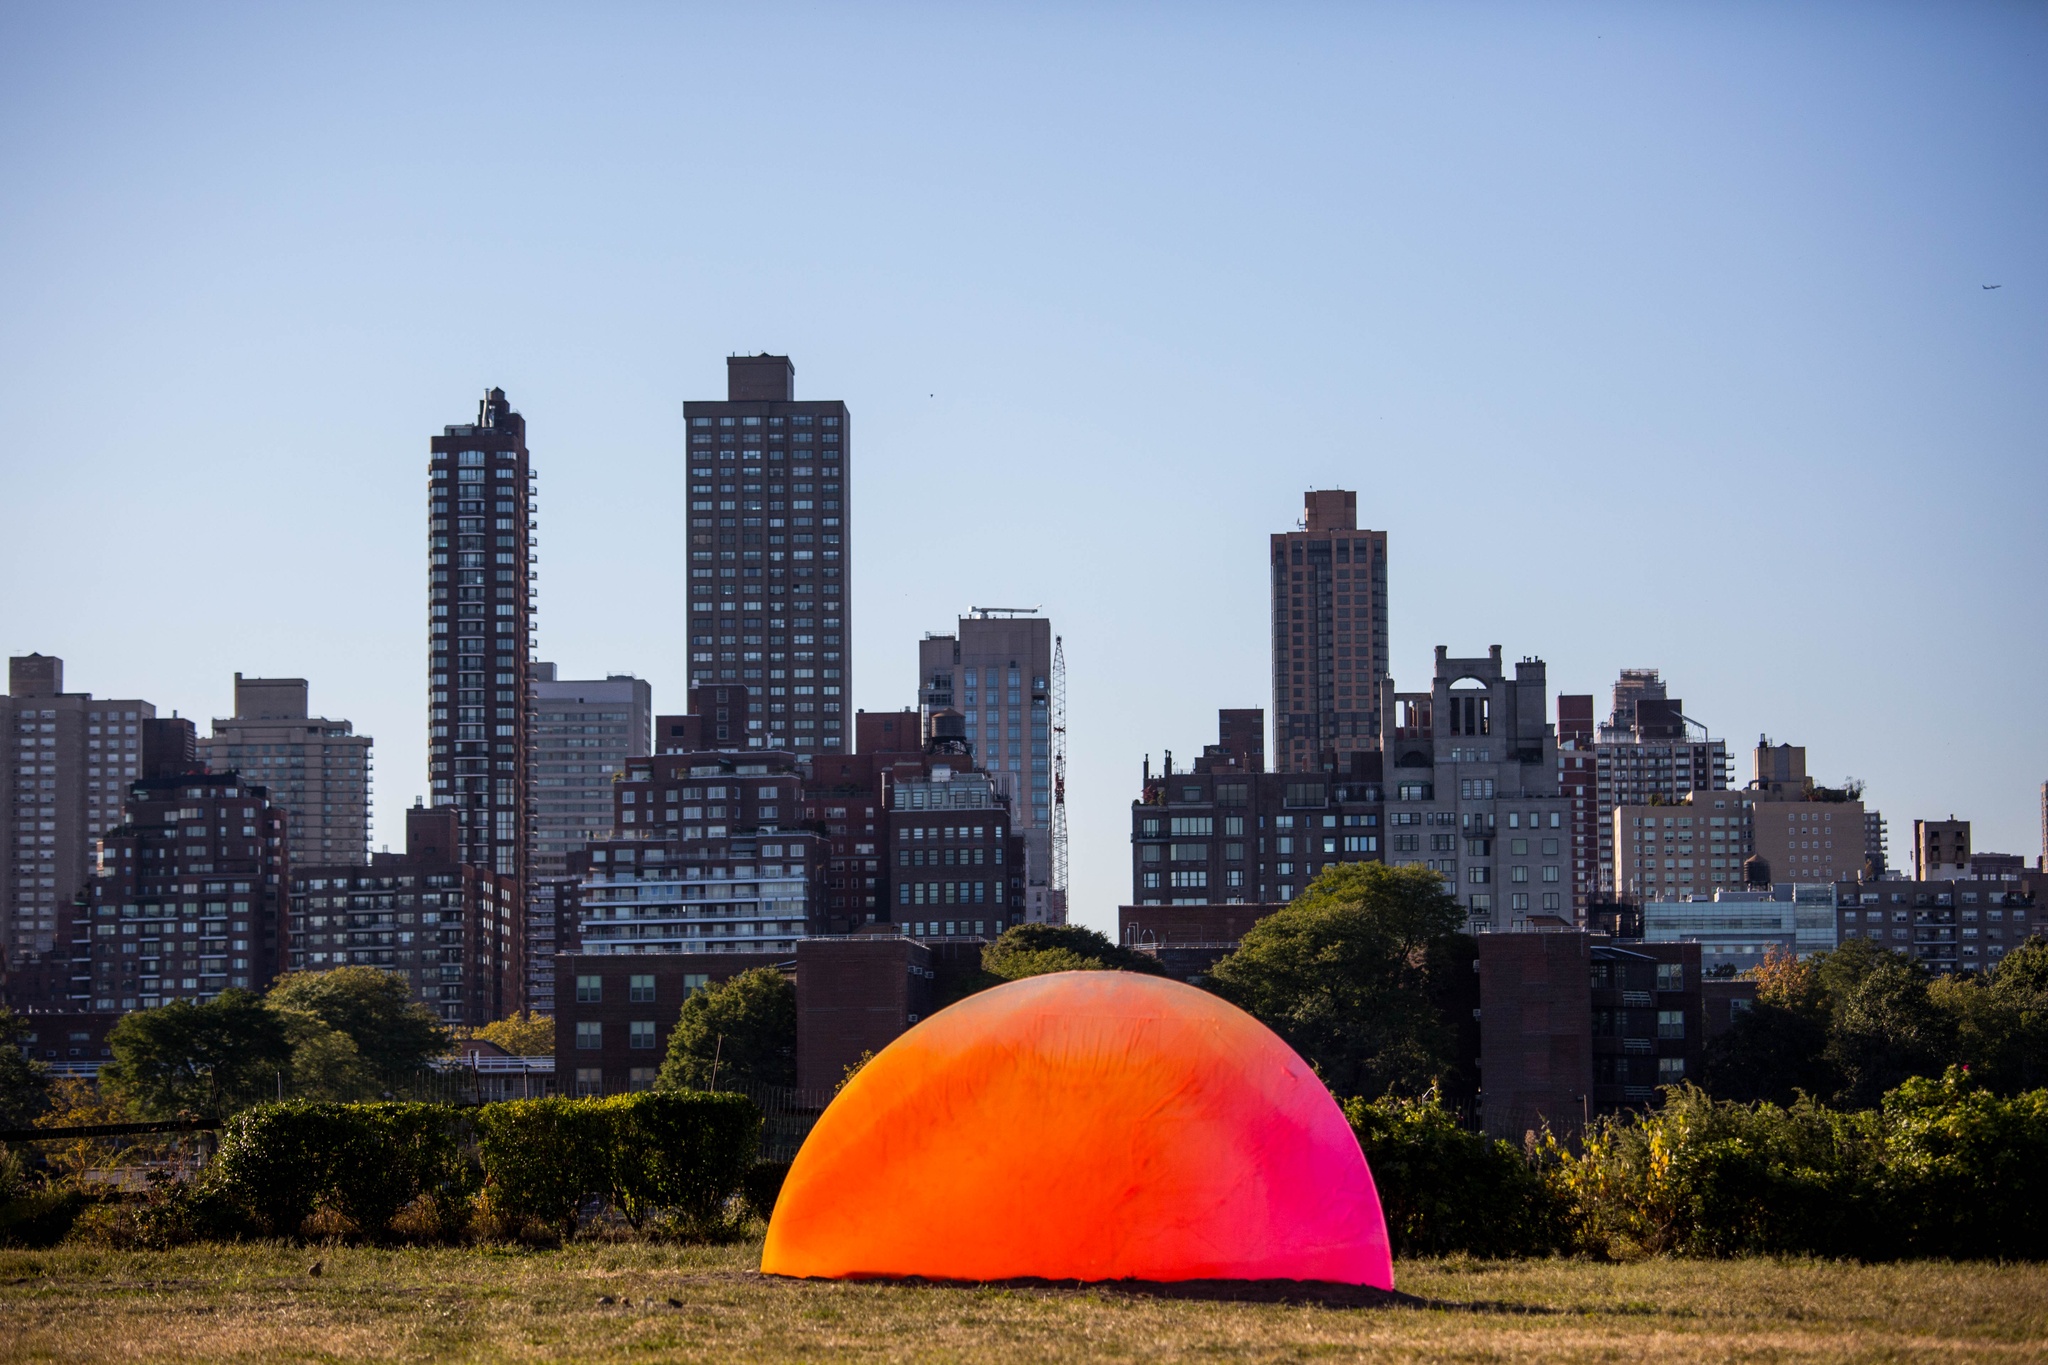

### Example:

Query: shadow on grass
xmin=765 ymin=1273 xmax=1559 ymax=1314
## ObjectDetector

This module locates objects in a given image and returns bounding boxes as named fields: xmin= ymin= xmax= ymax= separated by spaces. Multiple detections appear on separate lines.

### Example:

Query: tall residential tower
xmin=427 ymin=389 xmax=536 ymax=920
xmin=1272 ymin=490 xmax=1388 ymax=773
xmin=917 ymin=610 xmax=1060 ymax=922
xmin=198 ymin=674 xmax=372 ymax=868
xmin=684 ymin=355 xmax=851 ymax=755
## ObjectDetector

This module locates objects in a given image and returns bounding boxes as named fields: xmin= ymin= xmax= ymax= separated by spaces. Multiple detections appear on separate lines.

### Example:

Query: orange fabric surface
xmin=762 ymin=971 xmax=1393 ymax=1287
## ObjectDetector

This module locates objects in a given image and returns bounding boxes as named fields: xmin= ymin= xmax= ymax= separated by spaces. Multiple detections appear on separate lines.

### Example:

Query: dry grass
xmin=1 ymin=1240 xmax=2044 ymax=1363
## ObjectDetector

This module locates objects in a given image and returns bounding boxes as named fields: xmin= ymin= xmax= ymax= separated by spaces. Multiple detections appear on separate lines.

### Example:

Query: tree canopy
xmin=264 ymin=966 xmax=451 ymax=1082
xmin=0 ymin=1007 xmax=52 ymax=1127
xmin=657 ymin=967 xmax=796 ymax=1090
xmin=1205 ymin=862 xmax=1467 ymax=1100
xmin=981 ymin=923 xmax=1165 ymax=981
xmin=1706 ymin=938 xmax=2048 ymax=1107
xmin=101 ymin=989 xmax=294 ymax=1117
xmin=472 ymin=1010 xmax=554 ymax=1057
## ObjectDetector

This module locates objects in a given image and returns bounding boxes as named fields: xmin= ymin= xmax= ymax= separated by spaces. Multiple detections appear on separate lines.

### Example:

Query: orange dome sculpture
xmin=762 ymin=970 xmax=1393 ymax=1287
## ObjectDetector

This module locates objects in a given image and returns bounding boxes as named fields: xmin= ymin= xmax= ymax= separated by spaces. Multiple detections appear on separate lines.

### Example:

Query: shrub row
xmin=1348 ymin=1069 xmax=2048 ymax=1262
xmin=16 ymin=1090 xmax=766 ymax=1246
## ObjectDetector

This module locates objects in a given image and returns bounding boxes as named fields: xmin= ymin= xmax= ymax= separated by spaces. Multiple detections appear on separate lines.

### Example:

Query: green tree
xmin=264 ymin=967 xmax=450 ymax=1084
xmin=270 ymin=1006 xmax=380 ymax=1101
xmin=656 ymin=967 xmax=796 ymax=1090
xmin=472 ymin=1010 xmax=554 ymax=1056
xmin=1980 ymin=939 xmax=2048 ymax=1092
xmin=0 ymin=1007 xmax=52 ymax=1127
xmin=1206 ymin=862 xmax=1465 ymax=1099
xmin=981 ymin=923 xmax=1165 ymax=981
xmin=1702 ymin=1002 xmax=1836 ymax=1104
xmin=101 ymin=990 xmax=294 ymax=1118
xmin=1825 ymin=950 xmax=1954 ymax=1108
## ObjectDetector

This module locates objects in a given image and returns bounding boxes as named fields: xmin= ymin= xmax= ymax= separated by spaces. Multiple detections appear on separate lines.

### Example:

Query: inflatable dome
xmin=761 ymin=970 xmax=1393 ymax=1287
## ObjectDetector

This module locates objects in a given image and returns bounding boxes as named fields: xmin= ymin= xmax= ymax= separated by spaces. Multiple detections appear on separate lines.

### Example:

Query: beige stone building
xmin=1611 ymin=791 xmax=1757 ymax=901
xmin=198 ymin=675 xmax=372 ymax=868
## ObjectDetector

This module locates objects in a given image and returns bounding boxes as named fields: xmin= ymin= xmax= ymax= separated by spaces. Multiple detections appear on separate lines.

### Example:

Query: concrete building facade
xmin=1271 ymin=490 xmax=1389 ymax=774
xmin=684 ymin=355 xmax=851 ymax=755
xmin=198 ymin=675 xmax=372 ymax=869
xmin=1381 ymin=647 xmax=1570 ymax=933
xmin=917 ymin=612 xmax=1056 ymax=919
xmin=528 ymin=665 xmax=651 ymax=1011
xmin=1580 ymin=670 xmax=1731 ymax=901
xmin=1611 ymin=792 xmax=1758 ymax=900
xmin=3 ymin=655 xmax=163 ymax=974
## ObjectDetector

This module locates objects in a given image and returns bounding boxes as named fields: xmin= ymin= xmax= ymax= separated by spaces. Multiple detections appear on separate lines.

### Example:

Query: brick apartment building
xmin=1272 ymin=490 xmax=1389 ymax=773
xmin=287 ymin=804 xmax=521 ymax=1026
xmin=1130 ymin=708 xmax=1384 ymax=908
xmin=59 ymin=772 xmax=290 ymax=1013
xmin=683 ymin=355 xmax=851 ymax=754
xmin=3 ymin=654 xmax=167 ymax=981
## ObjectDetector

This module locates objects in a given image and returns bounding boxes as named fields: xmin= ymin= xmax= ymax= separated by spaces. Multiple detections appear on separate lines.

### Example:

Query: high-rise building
xmin=1586 ymin=670 xmax=1731 ymax=901
xmin=683 ymin=355 xmax=850 ymax=755
xmin=1556 ymin=694 xmax=1600 ymax=919
xmin=2 ymin=655 xmax=163 ymax=974
xmin=1380 ymin=646 xmax=1570 ymax=933
xmin=530 ymin=665 xmax=652 ymax=880
xmin=527 ymin=664 xmax=650 ymax=1013
xmin=198 ymin=674 xmax=372 ymax=869
xmin=426 ymin=388 xmax=536 ymax=902
xmin=1271 ymin=491 xmax=1388 ymax=774
xmin=66 ymin=771 xmax=290 ymax=1012
xmin=917 ymin=611 xmax=1059 ymax=922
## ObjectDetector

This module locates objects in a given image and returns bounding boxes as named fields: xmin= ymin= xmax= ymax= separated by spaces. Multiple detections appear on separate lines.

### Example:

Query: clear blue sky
xmin=2 ymin=3 xmax=2043 ymax=931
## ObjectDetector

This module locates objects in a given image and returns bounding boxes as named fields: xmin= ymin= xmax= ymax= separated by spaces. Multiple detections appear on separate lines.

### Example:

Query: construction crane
xmin=1051 ymin=634 xmax=1069 ymax=919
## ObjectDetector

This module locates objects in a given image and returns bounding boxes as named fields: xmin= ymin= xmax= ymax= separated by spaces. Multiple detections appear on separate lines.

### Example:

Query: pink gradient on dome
xmin=762 ymin=970 xmax=1393 ymax=1287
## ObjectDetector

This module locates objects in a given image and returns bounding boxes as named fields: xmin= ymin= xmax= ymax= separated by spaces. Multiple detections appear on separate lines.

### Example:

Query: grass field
xmin=2 ymin=1240 xmax=2044 ymax=1363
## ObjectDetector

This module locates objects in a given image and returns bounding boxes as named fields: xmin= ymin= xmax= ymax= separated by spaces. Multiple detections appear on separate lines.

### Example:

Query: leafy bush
xmin=0 ymin=1189 xmax=85 ymax=1248
xmin=613 ymin=1091 xmax=761 ymax=1230
xmin=1344 ymin=1089 xmax=1563 ymax=1257
xmin=474 ymin=1092 xmax=760 ymax=1238
xmin=1549 ymin=1071 xmax=2048 ymax=1261
xmin=472 ymin=1097 xmax=613 ymax=1237
xmin=742 ymin=1161 xmax=790 ymax=1222
xmin=207 ymin=1101 xmax=469 ymax=1239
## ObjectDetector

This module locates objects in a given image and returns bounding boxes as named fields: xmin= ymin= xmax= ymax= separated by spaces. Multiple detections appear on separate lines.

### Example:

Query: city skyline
xmin=2 ymin=6 xmax=2042 ymax=933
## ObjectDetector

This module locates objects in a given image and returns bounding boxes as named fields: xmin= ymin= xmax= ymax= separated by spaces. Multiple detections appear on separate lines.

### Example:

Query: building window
xmin=1657 ymin=1010 xmax=1685 ymax=1040
xmin=576 ymin=1022 xmax=602 ymax=1050
xmin=575 ymin=1066 xmax=603 ymax=1097
xmin=1657 ymin=1057 xmax=1686 ymax=1084
xmin=629 ymin=973 xmax=655 ymax=1003
xmin=576 ymin=974 xmax=602 ymax=1003
xmin=628 ymin=1066 xmax=658 ymax=1091
xmin=1656 ymin=963 xmax=1683 ymax=990
xmin=629 ymin=1021 xmax=657 ymax=1050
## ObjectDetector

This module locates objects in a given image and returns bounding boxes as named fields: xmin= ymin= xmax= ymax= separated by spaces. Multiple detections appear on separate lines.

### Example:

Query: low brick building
xmin=551 ymin=950 xmax=788 ymax=1096
xmin=1477 ymin=932 xmax=1705 ymax=1142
